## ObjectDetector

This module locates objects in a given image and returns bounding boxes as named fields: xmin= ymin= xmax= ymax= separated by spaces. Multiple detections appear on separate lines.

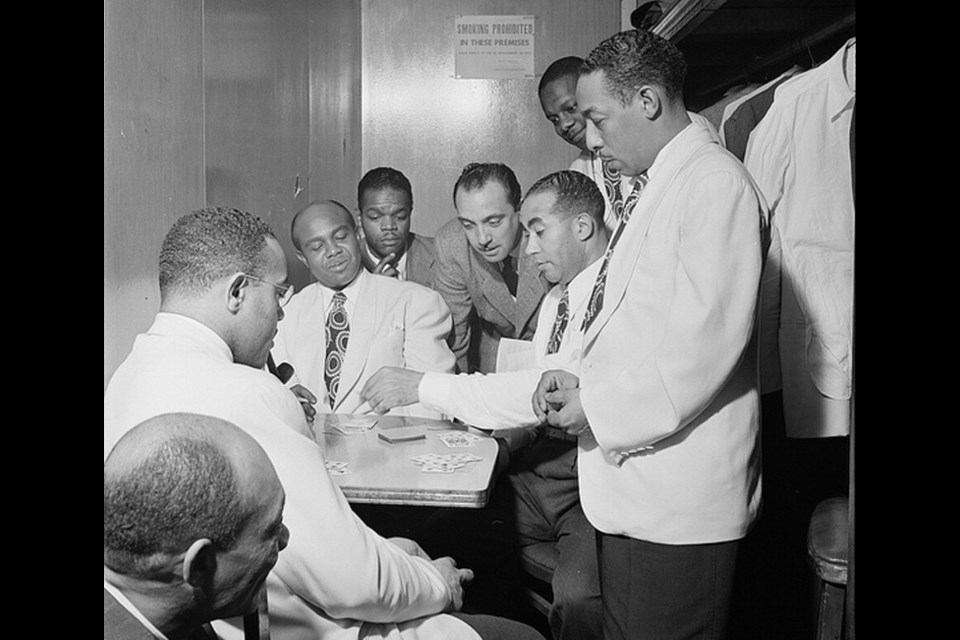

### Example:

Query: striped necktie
xmin=324 ymin=291 xmax=349 ymax=408
xmin=545 ymin=285 xmax=569 ymax=355
xmin=581 ymin=172 xmax=648 ymax=333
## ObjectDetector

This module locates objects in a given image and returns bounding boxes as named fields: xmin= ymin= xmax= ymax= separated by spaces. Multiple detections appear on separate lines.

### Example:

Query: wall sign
xmin=454 ymin=15 xmax=535 ymax=79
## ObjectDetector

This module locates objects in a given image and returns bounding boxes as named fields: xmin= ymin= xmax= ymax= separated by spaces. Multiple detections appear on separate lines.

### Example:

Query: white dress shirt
xmin=744 ymin=38 xmax=856 ymax=438
xmin=419 ymin=258 xmax=603 ymax=433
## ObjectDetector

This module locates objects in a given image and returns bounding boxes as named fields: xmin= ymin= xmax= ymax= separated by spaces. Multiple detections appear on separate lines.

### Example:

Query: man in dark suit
xmin=357 ymin=166 xmax=438 ymax=290
xmin=434 ymin=162 xmax=547 ymax=374
xmin=104 ymin=412 xmax=289 ymax=640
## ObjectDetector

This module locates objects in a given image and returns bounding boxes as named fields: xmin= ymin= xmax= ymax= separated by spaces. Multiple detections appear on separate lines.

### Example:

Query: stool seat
xmin=807 ymin=496 xmax=849 ymax=585
xmin=807 ymin=496 xmax=849 ymax=640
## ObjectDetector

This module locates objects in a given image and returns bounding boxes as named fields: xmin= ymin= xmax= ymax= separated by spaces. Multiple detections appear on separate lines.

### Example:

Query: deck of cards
xmin=411 ymin=453 xmax=482 ymax=473
xmin=437 ymin=431 xmax=483 ymax=448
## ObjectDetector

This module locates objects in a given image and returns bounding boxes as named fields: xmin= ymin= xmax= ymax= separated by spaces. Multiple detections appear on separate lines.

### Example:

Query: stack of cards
xmin=410 ymin=453 xmax=482 ymax=473
xmin=327 ymin=414 xmax=379 ymax=435
xmin=325 ymin=460 xmax=350 ymax=476
xmin=437 ymin=432 xmax=483 ymax=448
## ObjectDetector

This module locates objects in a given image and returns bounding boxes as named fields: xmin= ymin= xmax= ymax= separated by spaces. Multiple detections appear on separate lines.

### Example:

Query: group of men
xmin=105 ymin=28 xmax=771 ymax=640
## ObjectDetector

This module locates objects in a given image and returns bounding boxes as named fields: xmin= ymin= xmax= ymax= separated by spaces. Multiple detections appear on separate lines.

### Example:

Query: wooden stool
xmin=807 ymin=496 xmax=849 ymax=640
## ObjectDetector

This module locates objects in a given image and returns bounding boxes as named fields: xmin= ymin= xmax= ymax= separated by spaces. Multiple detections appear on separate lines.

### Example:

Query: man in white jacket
xmin=103 ymin=206 xmax=545 ymax=640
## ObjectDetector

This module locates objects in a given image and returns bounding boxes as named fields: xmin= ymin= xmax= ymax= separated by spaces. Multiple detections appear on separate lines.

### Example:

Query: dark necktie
xmin=581 ymin=173 xmax=649 ymax=333
xmin=545 ymin=285 xmax=569 ymax=355
xmin=602 ymin=161 xmax=627 ymax=221
xmin=324 ymin=291 xmax=349 ymax=408
xmin=501 ymin=255 xmax=518 ymax=297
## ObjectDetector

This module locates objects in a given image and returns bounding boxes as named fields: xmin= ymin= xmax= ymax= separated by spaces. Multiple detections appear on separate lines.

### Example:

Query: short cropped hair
xmin=538 ymin=56 xmax=584 ymax=96
xmin=358 ymin=167 xmax=413 ymax=208
xmin=104 ymin=435 xmax=245 ymax=577
xmin=159 ymin=207 xmax=277 ymax=299
xmin=523 ymin=170 xmax=605 ymax=224
xmin=290 ymin=200 xmax=355 ymax=251
xmin=452 ymin=162 xmax=522 ymax=211
xmin=581 ymin=29 xmax=687 ymax=105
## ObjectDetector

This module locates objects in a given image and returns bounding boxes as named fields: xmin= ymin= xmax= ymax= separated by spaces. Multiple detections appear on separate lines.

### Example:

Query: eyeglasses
xmin=243 ymin=274 xmax=294 ymax=307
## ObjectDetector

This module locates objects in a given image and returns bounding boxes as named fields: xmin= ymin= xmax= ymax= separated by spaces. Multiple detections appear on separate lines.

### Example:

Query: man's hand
xmin=532 ymin=369 xmax=580 ymax=421
xmin=360 ymin=366 xmax=424 ymax=414
xmin=543 ymin=387 xmax=589 ymax=434
xmin=373 ymin=252 xmax=399 ymax=278
xmin=430 ymin=556 xmax=474 ymax=612
xmin=290 ymin=384 xmax=317 ymax=423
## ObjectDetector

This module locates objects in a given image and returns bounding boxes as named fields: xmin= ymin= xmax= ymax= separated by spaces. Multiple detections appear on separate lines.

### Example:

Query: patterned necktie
xmin=501 ymin=255 xmax=518 ymax=297
xmin=324 ymin=291 xmax=349 ymax=408
xmin=545 ymin=285 xmax=569 ymax=355
xmin=581 ymin=172 xmax=649 ymax=333
xmin=602 ymin=162 xmax=626 ymax=221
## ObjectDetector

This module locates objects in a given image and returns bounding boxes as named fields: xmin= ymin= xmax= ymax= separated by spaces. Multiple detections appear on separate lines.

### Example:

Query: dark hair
xmin=523 ymin=170 xmax=605 ymax=224
xmin=358 ymin=167 xmax=414 ymax=209
xmin=159 ymin=207 xmax=276 ymax=299
xmin=581 ymin=29 xmax=687 ymax=105
xmin=538 ymin=56 xmax=585 ymax=96
xmin=104 ymin=435 xmax=245 ymax=577
xmin=452 ymin=162 xmax=522 ymax=211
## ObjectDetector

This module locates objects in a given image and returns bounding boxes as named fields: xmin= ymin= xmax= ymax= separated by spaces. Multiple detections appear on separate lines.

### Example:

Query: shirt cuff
xmin=418 ymin=371 xmax=453 ymax=415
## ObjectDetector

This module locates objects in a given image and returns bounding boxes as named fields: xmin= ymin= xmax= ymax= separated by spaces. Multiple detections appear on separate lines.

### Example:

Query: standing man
xmin=535 ymin=30 xmax=770 ymax=640
xmin=104 ymin=206 xmax=544 ymax=640
xmin=539 ymin=56 xmax=625 ymax=232
xmin=272 ymin=200 xmax=454 ymax=417
xmin=434 ymin=162 xmax=547 ymax=374
xmin=357 ymin=166 xmax=438 ymax=289
xmin=539 ymin=55 xmax=722 ymax=234
xmin=361 ymin=170 xmax=610 ymax=640
xmin=105 ymin=413 xmax=289 ymax=640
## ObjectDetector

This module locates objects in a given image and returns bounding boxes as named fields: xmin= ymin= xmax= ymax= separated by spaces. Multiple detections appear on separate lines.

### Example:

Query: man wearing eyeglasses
xmin=104 ymin=206 xmax=543 ymax=640
xmin=271 ymin=200 xmax=455 ymax=418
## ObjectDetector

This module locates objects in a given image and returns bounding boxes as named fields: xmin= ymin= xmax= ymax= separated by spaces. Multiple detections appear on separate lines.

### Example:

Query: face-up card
xmin=437 ymin=431 xmax=483 ymax=448
xmin=325 ymin=460 xmax=350 ymax=475
xmin=327 ymin=414 xmax=379 ymax=435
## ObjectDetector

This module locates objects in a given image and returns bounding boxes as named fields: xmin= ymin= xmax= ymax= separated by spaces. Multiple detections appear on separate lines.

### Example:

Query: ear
xmin=226 ymin=273 xmax=247 ymax=315
xmin=182 ymin=538 xmax=216 ymax=590
xmin=634 ymin=85 xmax=662 ymax=119
xmin=572 ymin=211 xmax=596 ymax=241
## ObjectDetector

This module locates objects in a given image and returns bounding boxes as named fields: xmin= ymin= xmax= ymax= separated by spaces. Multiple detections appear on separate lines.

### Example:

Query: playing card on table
xmin=325 ymin=460 xmax=350 ymax=476
xmin=410 ymin=452 xmax=482 ymax=473
xmin=327 ymin=414 xmax=379 ymax=435
xmin=437 ymin=431 xmax=483 ymax=448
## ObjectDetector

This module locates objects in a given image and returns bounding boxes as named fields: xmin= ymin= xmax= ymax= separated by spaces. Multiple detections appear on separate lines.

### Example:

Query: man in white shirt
xmin=361 ymin=170 xmax=610 ymax=640
xmin=272 ymin=200 xmax=455 ymax=418
xmin=535 ymin=30 xmax=769 ymax=640
xmin=104 ymin=206 xmax=544 ymax=640
xmin=104 ymin=412 xmax=289 ymax=640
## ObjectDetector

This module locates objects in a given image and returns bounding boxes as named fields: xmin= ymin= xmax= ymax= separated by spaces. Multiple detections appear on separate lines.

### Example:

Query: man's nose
xmin=585 ymin=120 xmax=603 ymax=152
xmin=381 ymin=215 xmax=397 ymax=230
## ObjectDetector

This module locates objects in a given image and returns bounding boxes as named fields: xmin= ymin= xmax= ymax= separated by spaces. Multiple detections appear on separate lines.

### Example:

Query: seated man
xmin=103 ymin=206 xmax=544 ymax=640
xmin=434 ymin=162 xmax=547 ymax=374
xmin=357 ymin=166 xmax=438 ymax=289
xmin=272 ymin=200 xmax=455 ymax=417
xmin=361 ymin=170 xmax=610 ymax=640
xmin=104 ymin=412 xmax=289 ymax=640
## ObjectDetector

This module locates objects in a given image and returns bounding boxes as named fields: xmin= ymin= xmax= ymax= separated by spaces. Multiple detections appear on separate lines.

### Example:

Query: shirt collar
xmin=151 ymin=313 xmax=233 ymax=363
xmin=103 ymin=578 xmax=169 ymax=640
xmin=318 ymin=268 xmax=364 ymax=314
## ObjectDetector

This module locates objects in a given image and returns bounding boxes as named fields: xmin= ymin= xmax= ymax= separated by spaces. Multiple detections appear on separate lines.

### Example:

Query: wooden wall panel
xmin=360 ymin=0 xmax=620 ymax=236
xmin=204 ymin=0 xmax=313 ymax=289
xmin=103 ymin=0 xmax=204 ymax=387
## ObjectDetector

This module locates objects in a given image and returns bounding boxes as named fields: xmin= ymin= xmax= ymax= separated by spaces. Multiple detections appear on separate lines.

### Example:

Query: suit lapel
xmin=477 ymin=254 xmax=515 ymax=327
xmin=333 ymin=271 xmax=375 ymax=411
xmin=583 ymin=125 xmax=716 ymax=346
xmin=406 ymin=234 xmax=436 ymax=284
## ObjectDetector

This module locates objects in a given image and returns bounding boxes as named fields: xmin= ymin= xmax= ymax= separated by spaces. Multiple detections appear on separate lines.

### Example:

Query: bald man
xmin=104 ymin=413 xmax=289 ymax=640
xmin=272 ymin=200 xmax=455 ymax=417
